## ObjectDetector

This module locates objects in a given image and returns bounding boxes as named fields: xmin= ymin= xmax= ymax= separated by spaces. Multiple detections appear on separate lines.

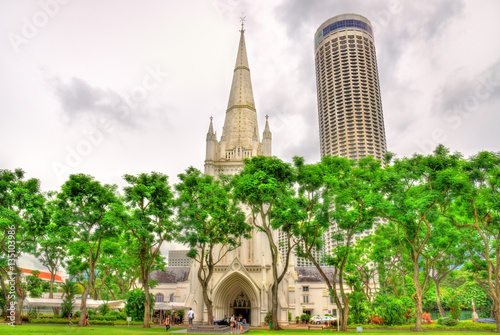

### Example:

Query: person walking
xmin=188 ymin=308 xmax=194 ymax=328
xmin=68 ymin=311 xmax=73 ymax=325
xmin=84 ymin=313 xmax=90 ymax=326
xmin=165 ymin=314 xmax=171 ymax=331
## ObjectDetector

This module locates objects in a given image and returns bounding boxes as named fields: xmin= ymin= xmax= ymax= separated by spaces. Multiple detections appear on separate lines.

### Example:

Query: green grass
xmin=0 ymin=324 xmax=181 ymax=334
xmin=0 ymin=324 xmax=498 ymax=335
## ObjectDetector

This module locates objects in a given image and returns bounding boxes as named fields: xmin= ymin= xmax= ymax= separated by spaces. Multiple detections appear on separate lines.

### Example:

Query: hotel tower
xmin=314 ymin=14 xmax=387 ymax=162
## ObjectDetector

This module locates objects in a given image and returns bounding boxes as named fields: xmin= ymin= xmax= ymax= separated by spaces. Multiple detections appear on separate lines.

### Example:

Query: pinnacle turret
xmin=206 ymin=116 xmax=217 ymax=141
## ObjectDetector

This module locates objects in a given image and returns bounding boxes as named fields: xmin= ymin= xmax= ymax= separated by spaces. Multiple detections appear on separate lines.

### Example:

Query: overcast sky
xmin=2 ymin=1 xmax=500 ymax=268
xmin=2 ymin=0 xmax=500 ymax=193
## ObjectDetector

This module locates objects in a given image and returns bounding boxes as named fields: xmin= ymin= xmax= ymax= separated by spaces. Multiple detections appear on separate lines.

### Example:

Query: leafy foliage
xmin=124 ymin=288 xmax=154 ymax=322
xmin=372 ymin=295 xmax=413 ymax=326
xmin=176 ymin=167 xmax=249 ymax=324
xmin=60 ymin=280 xmax=78 ymax=318
xmin=438 ymin=317 xmax=458 ymax=326
xmin=122 ymin=172 xmax=175 ymax=327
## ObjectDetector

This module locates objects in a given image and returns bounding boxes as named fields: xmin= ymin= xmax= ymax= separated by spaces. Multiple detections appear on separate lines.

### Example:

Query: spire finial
xmin=240 ymin=13 xmax=246 ymax=32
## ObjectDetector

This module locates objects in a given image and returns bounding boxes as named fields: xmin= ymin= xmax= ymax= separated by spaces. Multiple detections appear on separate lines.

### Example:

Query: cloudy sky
xmin=2 ymin=0 xmax=500 ymax=194
xmin=2 ymin=0 xmax=499 ymax=270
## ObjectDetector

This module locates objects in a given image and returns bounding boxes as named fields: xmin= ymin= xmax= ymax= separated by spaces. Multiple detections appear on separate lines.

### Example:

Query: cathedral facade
xmin=150 ymin=26 xmax=339 ymax=327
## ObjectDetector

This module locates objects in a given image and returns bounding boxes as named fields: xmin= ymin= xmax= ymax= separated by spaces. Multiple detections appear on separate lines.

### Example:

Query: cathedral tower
xmin=204 ymin=25 xmax=271 ymax=176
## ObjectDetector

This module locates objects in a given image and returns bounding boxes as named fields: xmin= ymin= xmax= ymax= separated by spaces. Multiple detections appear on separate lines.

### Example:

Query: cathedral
xmin=149 ymin=25 xmax=339 ymax=326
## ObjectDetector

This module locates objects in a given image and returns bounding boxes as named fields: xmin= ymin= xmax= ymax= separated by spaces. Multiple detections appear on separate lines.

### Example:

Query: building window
xmin=302 ymin=286 xmax=309 ymax=292
xmin=169 ymin=293 xmax=174 ymax=302
xmin=155 ymin=293 xmax=164 ymax=303
xmin=303 ymin=295 xmax=309 ymax=303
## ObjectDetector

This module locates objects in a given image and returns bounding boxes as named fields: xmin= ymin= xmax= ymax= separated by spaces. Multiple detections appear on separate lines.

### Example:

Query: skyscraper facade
xmin=314 ymin=14 xmax=387 ymax=162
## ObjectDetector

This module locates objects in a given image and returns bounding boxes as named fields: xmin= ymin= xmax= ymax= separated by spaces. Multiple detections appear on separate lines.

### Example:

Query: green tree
xmin=429 ymin=246 xmax=466 ymax=317
xmin=25 ymin=270 xmax=48 ymax=298
xmin=176 ymin=167 xmax=250 ymax=324
xmin=372 ymin=294 xmax=413 ymax=325
xmin=291 ymin=155 xmax=382 ymax=331
xmin=0 ymin=169 xmax=49 ymax=325
xmin=444 ymin=151 xmax=500 ymax=331
xmin=369 ymin=224 xmax=412 ymax=297
xmin=376 ymin=146 xmax=463 ymax=331
xmin=124 ymin=288 xmax=154 ymax=322
xmin=323 ymin=156 xmax=382 ymax=331
xmin=54 ymin=174 xmax=122 ymax=326
xmin=93 ymin=233 xmax=139 ymax=301
xmin=122 ymin=172 xmax=175 ymax=328
xmin=233 ymin=156 xmax=297 ymax=330
xmin=60 ymin=279 xmax=78 ymax=318
xmin=32 ymin=192 xmax=67 ymax=314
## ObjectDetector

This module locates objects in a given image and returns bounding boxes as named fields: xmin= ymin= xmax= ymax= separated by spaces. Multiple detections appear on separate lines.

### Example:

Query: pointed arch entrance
xmin=213 ymin=271 xmax=260 ymax=326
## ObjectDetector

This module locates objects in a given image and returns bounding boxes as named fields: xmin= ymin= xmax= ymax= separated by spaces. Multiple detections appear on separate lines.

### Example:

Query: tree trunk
xmin=14 ymin=270 xmax=24 ymax=325
xmin=143 ymin=277 xmax=151 ymax=328
xmin=0 ymin=273 xmax=10 ymax=319
xmin=78 ymin=282 xmax=90 ymax=326
xmin=341 ymin=297 xmax=349 ymax=331
xmin=271 ymin=281 xmax=279 ymax=330
xmin=434 ymin=279 xmax=445 ymax=317
xmin=49 ymin=274 xmax=59 ymax=315
xmin=202 ymin=284 xmax=213 ymax=325
xmin=495 ymin=300 xmax=500 ymax=333
xmin=412 ymin=261 xmax=423 ymax=332
xmin=79 ymin=262 xmax=96 ymax=326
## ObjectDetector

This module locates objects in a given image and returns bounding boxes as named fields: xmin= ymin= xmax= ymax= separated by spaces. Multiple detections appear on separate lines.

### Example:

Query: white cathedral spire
xmin=204 ymin=23 xmax=272 ymax=177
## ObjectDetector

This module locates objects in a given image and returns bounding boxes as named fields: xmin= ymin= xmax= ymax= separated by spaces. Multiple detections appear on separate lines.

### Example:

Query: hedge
xmin=29 ymin=318 xmax=150 ymax=326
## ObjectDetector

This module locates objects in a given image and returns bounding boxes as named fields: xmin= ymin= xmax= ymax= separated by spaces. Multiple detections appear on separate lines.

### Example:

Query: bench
xmin=308 ymin=325 xmax=324 ymax=330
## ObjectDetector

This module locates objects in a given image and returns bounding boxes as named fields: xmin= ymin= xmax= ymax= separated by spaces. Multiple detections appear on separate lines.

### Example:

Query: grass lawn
xmin=0 ymin=324 xmax=181 ymax=334
xmin=0 ymin=324 xmax=497 ymax=335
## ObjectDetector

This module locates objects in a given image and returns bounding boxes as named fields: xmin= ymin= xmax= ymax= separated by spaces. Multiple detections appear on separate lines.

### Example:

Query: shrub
xmin=107 ymin=310 xmax=127 ymax=320
xmin=370 ymin=314 xmax=384 ymax=325
xmin=447 ymin=295 xmax=463 ymax=320
xmin=264 ymin=311 xmax=272 ymax=324
xmin=97 ymin=303 xmax=110 ymax=316
xmin=438 ymin=317 xmax=458 ymax=326
xmin=124 ymin=288 xmax=153 ymax=322
xmin=422 ymin=312 xmax=431 ymax=324
xmin=372 ymin=294 xmax=409 ymax=325
xmin=27 ymin=309 xmax=38 ymax=319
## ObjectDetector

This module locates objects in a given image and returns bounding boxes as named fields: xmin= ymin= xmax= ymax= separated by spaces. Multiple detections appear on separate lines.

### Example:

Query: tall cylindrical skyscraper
xmin=314 ymin=14 xmax=387 ymax=162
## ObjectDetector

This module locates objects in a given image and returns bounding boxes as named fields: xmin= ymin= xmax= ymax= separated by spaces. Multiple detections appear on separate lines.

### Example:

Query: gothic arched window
xmin=155 ymin=293 xmax=164 ymax=303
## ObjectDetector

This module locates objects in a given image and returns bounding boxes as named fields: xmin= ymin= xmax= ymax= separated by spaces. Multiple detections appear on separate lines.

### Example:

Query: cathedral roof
xmin=150 ymin=266 xmax=190 ymax=284
xmin=295 ymin=266 xmax=337 ymax=283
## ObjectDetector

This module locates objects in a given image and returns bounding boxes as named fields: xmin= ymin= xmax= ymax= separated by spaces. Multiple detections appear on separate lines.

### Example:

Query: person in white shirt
xmin=188 ymin=308 xmax=195 ymax=328
xmin=230 ymin=314 xmax=236 ymax=334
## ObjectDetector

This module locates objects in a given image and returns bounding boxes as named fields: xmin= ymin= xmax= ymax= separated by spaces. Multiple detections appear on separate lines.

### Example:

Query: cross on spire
xmin=240 ymin=14 xmax=246 ymax=32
